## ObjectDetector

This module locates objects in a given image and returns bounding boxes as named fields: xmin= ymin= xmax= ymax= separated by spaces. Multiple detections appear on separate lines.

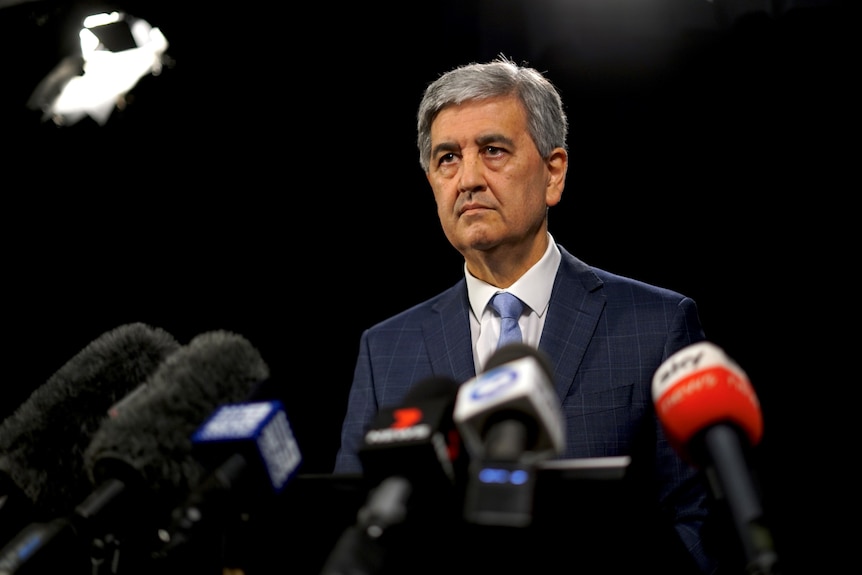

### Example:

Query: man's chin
xmin=450 ymin=220 xmax=508 ymax=252
xmin=463 ymin=234 xmax=504 ymax=253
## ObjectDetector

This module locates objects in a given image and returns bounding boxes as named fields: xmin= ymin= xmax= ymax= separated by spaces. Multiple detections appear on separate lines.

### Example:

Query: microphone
xmin=359 ymin=376 xmax=466 ymax=489
xmin=320 ymin=376 xmax=466 ymax=575
xmin=0 ymin=329 xmax=269 ymax=574
xmin=652 ymin=341 xmax=779 ymax=575
xmin=153 ymin=386 xmax=303 ymax=567
xmin=0 ymin=322 xmax=180 ymax=545
xmin=453 ymin=343 xmax=564 ymax=527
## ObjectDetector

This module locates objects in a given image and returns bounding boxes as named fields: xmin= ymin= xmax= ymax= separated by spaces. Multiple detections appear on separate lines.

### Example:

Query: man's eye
xmin=484 ymin=146 xmax=504 ymax=156
xmin=439 ymin=153 xmax=457 ymax=165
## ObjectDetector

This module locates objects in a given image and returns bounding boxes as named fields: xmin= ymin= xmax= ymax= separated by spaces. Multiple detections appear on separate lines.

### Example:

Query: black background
xmin=1 ymin=1 xmax=856 ymax=572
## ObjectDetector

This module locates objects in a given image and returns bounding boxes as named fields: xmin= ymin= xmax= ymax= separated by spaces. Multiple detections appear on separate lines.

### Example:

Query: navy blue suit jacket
xmin=334 ymin=244 xmax=717 ymax=572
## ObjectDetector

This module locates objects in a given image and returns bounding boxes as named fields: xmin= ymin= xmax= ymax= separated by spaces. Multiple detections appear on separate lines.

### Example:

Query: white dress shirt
xmin=465 ymin=233 xmax=562 ymax=372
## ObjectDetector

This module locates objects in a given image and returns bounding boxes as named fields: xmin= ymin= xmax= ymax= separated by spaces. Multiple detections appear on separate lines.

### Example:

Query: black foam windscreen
xmin=0 ymin=322 xmax=180 ymax=519
xmin=82 ymin=329 xmax=270 ymax=509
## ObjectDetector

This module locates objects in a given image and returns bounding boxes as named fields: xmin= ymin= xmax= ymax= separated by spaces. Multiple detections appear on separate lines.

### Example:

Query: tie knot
xmin=491 ymin=292 xmax=524 ymax=320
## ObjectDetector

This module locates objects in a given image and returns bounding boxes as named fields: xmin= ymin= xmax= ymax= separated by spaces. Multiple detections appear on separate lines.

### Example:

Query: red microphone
xmin=652 ymin=341 xmax=778 ymax=575
xmin=652 ymin=341 xmax=762 ymax=464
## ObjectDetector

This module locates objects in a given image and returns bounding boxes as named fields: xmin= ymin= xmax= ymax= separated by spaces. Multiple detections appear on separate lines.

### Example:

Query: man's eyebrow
xmin=431 ymin=134 xmax=516 ymax=159
xmin=476 ymin=133 xmax=514 ymax=148
xmin=431 ymin=141 xmax=459 ymax=159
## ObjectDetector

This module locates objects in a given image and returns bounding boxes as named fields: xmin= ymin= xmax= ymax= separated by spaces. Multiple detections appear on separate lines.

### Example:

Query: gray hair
xmin=416 ymin=54 xmax=568 ymax=173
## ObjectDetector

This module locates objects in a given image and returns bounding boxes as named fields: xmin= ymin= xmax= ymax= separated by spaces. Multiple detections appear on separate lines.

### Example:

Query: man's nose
xmin=458 ymin=152 xmax=486 ymax=194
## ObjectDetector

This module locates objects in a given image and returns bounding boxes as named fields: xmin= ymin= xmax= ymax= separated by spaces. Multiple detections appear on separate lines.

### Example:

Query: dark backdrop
xmin=1 ymin=1 xmax=856 ymax=573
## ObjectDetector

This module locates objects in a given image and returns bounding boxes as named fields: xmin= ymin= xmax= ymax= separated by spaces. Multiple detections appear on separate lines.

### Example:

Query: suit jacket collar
xmin=423 ymin=244 xmax=605 ymax=399
xmin=424 ymin=282 xmax=476 ymax=384
xmin=538 ymin=245 xmax=605 ymax=400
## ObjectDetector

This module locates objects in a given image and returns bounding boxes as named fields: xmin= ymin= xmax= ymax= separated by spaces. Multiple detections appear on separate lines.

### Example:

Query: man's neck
xmin=463 ymin=230 xmax=550 ymax=288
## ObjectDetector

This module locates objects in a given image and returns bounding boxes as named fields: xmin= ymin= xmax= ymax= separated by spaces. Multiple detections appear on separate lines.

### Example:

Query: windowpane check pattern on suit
xmin=491 ymin=292 xmax=524 ymax=349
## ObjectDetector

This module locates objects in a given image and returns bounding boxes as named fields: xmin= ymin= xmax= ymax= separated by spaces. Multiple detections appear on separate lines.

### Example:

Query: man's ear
xmin=545 ymin=147 xmax=568 ymax=207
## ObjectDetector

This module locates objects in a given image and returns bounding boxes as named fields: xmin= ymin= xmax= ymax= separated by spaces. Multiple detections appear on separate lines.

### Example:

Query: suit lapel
xmin=539 ymin=248 xmax=605 ymax=402
xmin=424 ymin=280 xmax=476 ymax=383
xmin=417 ymin=249 xmax=605 ymax=397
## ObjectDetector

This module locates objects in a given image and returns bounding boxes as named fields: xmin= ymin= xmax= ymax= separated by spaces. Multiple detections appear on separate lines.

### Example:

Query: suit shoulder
xmin=593 ymin=267 xmax=692 ymax=303
xmin=365 ymin=280 xmax=465 ymax=333
xmin=557 ymin=245 xmax=694 ymax=304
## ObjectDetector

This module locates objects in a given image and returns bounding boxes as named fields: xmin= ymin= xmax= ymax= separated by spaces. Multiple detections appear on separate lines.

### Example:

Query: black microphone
xmin=0 ymin=329 xmax=269 ymax=575
xmin=453 ymin=343 xmax=564 ymax=527
xmin=652 ymin=341 xmax=779 ymax=575
xmin=153 ymin=379 xmax=303 ymax=568
xmin=320 ymin=376 xmax=467 ymax=575
xmin=0 ymin=322 xmax=180 ymax=545
xmin=359 ymin=376 xmax=466 ymax=489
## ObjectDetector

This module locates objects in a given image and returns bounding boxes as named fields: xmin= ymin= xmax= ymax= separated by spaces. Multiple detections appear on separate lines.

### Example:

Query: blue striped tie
xmin=491 ymin=292 xmax=524 ymax=349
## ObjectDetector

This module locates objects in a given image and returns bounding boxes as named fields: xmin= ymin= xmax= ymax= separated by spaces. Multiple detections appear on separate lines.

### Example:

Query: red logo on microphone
xmin=391 ymin=407 xmax=423 ymax=428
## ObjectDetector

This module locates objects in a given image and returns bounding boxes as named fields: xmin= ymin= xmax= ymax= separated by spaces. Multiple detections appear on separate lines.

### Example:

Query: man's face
xmin=425 ymin=94 xmax=565 ymax=259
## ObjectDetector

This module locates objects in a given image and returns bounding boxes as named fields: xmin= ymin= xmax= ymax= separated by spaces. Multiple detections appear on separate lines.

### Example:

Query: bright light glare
xmin=82 ymin=11 xmax=122 ymax=28
xmin=32 ymin=12 xmax=170 ymax=127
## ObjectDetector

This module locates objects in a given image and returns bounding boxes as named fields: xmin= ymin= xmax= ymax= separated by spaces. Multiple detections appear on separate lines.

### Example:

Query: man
xmin=334 ymin=55 xmax=719 ymax=574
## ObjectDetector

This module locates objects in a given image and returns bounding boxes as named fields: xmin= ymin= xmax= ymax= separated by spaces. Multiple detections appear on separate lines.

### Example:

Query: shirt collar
xmin=465 ymin=233 xmax=561 ymax=319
